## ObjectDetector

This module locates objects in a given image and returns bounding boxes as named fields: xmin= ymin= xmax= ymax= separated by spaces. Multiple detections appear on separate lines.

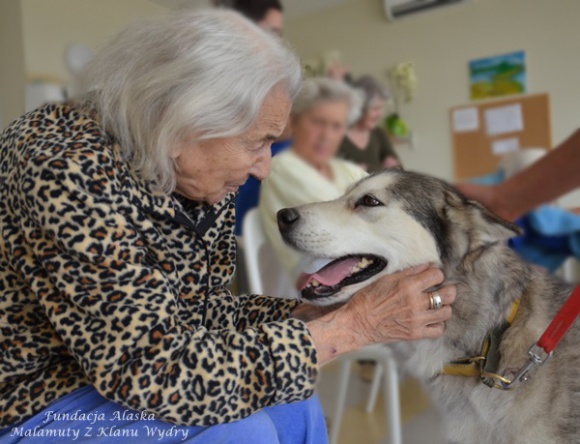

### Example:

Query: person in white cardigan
xmin=259 ymin=77 xmax=368 ymax=284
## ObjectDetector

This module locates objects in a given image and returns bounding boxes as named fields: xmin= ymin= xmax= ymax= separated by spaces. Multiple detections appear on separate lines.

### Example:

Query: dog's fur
xmin=279 ymin=170 xmax=580 ymax=444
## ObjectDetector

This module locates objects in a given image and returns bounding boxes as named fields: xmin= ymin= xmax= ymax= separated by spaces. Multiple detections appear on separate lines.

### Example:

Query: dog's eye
xmin=355 ymin=194 xmax=383 ymax=208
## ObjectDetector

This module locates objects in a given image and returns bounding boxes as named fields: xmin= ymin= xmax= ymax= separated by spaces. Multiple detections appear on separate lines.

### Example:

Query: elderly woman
xmin=339 ymin=75 xmax=401 ymax=172
xmin=0 ymin=10 xmax=454 ymax=443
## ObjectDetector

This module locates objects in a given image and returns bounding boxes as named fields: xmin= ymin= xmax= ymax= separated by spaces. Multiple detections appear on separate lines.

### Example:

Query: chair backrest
xmin=242 ymin=208 xmax=295 ymax=298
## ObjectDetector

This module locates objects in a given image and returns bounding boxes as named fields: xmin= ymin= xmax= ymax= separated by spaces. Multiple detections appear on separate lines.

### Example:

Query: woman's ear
xmin=173 ymin=131 xmax=204 ymax=160
xmin=170 ymin=148 xmax=182 ymax=160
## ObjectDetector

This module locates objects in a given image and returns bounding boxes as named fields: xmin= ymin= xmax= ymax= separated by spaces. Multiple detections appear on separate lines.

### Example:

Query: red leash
xmin=537 ymin=285 xmax=580 ymax=353
xmin=500 ymin=284 xmax=580 ymax=390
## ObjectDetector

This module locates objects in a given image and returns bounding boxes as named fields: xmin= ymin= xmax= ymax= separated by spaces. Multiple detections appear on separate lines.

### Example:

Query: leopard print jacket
xmin=0 ymin=104 xmax=318 ymax=428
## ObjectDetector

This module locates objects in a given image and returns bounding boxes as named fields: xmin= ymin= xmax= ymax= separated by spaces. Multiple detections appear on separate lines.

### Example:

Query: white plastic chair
xmin=241 ymin=208 xmax=402 ymax=444
xmin=330 ymin=347 xmax=402 ymax=444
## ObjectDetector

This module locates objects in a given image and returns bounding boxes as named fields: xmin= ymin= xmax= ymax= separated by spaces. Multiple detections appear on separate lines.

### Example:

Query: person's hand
xmin=454 ymin=182 xmax=516 ymax=221
xmin=382 ymin=156 xmax=401 ymax=170
xmin=342 ymin=265 xmax=455 ymax=345
xmin=304 ymin=265 xmax=455 ymax=366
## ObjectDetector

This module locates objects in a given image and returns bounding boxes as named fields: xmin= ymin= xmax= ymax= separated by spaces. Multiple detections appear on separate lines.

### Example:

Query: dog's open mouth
xmin=297 ymin=255 xmax=387 ymax=300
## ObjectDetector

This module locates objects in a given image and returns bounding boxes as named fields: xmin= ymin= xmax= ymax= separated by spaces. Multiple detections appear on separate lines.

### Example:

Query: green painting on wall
xmin=469 ymin=51 xmax=526 ymax=100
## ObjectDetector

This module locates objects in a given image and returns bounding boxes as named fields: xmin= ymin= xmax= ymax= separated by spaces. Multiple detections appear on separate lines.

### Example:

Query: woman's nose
xmin=277 ymin=208 xmax=300 ymax=232
xmin=251 ymin=152 xmax=272 ymax=181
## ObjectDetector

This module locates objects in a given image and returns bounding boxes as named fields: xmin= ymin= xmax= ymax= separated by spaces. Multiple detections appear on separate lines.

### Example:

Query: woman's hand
xmin=305 ymin=265 xmax=456 ymax=366
xmin=382 ymin=156 xmax=401 ymax=170
xmin=343 ymin=266 xmax=454 ymax=344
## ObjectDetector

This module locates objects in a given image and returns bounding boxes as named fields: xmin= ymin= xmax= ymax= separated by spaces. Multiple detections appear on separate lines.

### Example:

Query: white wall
xmin=284 ymin=0 xmax=580 ymax=189
xmin=20 ymin=0 xmax=167 ymax=83
xmin=0 ymin=0 xmax=166 ymax=127
xmin=0 ymin=0 xmax=26 ymax=126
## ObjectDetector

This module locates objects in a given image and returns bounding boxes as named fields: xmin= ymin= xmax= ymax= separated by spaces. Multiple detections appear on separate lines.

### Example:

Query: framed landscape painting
xmin=469 ymin=51 xmax=526 ymax=100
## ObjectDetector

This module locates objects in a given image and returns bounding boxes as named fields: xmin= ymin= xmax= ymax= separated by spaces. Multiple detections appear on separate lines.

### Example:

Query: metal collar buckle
xmin=494 ymin=344 xmax=553 ymax=390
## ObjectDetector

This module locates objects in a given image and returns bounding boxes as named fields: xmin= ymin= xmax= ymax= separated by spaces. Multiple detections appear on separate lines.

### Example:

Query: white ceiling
xmin=148 ymin=0 xmax=350 ymax=19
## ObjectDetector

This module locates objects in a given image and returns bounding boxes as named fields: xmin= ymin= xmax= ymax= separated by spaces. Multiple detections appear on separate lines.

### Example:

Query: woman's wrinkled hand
xmin=342 ymin=265 xmax=456 ymax=345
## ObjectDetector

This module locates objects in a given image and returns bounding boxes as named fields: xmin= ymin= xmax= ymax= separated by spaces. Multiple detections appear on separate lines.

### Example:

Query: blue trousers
xmin=0 ymin=385 xmax=328 ymax=443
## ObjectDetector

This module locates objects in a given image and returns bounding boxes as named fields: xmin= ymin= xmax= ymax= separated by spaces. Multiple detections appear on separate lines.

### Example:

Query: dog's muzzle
xmin=276 ymin=208 xmax=388 ymax=302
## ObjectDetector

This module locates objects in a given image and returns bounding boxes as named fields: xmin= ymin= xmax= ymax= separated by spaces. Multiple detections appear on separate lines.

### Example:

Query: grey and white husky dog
xmin=277 ymin=169 xmax=580 ymax=444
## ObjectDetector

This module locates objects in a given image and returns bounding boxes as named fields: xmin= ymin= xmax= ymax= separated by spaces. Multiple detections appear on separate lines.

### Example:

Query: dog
xmin=277 ymin=169 xmax=580 ymax=444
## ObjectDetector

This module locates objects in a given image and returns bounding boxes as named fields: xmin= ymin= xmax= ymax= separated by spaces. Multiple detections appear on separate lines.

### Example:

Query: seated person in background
xmin=471 ymin=149 xmax=580 ymax=273
xmin=260 ymin=77 xmax=367 ymax=281
xmin=339 ymin=75 xmax=401 ymax=172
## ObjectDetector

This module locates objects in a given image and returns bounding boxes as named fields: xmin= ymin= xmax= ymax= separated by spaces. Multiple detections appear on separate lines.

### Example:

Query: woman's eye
xmin=355 ymin=194 xmax=383 ymax=208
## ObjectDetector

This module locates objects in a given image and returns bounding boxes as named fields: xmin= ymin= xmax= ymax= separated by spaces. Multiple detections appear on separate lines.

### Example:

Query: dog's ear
xmin=466 ymin=200 xmax=523 ymax=243
xmin=444 ymin=189 xmax=522 ymax=249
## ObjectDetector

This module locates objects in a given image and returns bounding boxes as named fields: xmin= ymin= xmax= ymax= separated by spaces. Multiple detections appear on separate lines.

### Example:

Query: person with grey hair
xmin=339 ymin=75 xmax=402 ymax=172
xmin=259 ymin=78 xmax=368 ymax=278
xmin=0 ymin=9 xmax=456 ymax=443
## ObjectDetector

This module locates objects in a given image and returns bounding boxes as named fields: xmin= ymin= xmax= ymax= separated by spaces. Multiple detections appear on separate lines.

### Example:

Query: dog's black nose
xmin=277 ymin=208 xmax=300 ymax=231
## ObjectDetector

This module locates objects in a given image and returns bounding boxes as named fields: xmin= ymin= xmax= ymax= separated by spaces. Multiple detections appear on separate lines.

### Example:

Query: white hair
xmin=349 ymin=75 xmax=390 ymax=114
xmin=291 ymin=77 xmax=362 ymax=126
xmin=81 ymin=9 xmax=301 ymax=193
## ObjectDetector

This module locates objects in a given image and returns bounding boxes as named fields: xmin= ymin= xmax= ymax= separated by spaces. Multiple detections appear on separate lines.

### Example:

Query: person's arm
xmin=22 ymin=156 xmax=318 ymax=426
xmin=456 ymin=129 xmax=580 ymax=221
xmin=206 ymin=290 xmax=302 ymax=331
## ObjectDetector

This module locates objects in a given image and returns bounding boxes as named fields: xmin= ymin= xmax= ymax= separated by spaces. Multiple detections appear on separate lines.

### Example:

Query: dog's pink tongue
xmin=297 ymin=257 xmax=360 ymax=291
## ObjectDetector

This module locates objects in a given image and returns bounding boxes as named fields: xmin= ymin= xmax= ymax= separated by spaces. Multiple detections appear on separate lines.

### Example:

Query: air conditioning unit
xmin=383 ymin=0 xmax=470 ymax=21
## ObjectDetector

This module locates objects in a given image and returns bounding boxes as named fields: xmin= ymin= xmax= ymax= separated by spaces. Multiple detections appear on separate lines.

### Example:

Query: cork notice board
xmin=450 ymin=93 xmax=552 ymax=180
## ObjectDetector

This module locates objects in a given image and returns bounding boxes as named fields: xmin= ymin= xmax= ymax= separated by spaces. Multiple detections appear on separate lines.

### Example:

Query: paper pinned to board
xmin=452 ymin=107 xmax=479 ymax=133
xmin=492 ymin=137 xmax=520 ymax=156
xmin=485 ymin=104 xmax=524 ymax=136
